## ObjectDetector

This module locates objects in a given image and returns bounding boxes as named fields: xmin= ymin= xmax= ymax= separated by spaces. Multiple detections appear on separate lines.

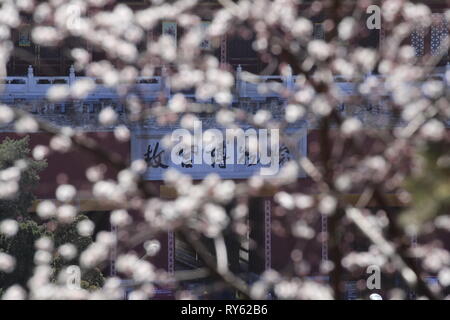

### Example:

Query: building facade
xmin=0 ymin=0 xmax=449 ymax=299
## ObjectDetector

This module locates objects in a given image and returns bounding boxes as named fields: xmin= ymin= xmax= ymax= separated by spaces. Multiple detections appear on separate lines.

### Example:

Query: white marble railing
xmin=0 ymin=66 xmax=163 ymax=100
xmin=1 ymin=65 xmax=448 ymax=103
xmin=235 ymin=64 xmax=449 ymax=99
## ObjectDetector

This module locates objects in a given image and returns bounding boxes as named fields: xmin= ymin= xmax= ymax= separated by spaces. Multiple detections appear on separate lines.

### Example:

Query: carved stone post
xmin=27 ymin=65 xmax=34 ymax=92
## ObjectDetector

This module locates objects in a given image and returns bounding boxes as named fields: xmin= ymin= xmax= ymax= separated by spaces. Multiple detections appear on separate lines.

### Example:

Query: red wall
xmin=0 ymin=132 xmax=129 ymax=199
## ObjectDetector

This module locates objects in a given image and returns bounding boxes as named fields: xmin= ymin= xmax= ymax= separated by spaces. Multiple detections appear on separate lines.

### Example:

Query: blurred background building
xmin=0 ymin=0 xmax=448 ymax=299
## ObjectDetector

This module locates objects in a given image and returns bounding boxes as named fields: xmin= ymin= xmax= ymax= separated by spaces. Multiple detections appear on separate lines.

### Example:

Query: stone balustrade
xmin=0 ymin=64 xmax=448 ymax=131
xmin=1 ymin=64 xmax=447 ymax=102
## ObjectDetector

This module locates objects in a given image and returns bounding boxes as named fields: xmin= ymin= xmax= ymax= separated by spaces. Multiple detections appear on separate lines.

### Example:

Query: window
xmin=411 ymin=24 xmax=426 ymax=57
xmin=430 ymin=14 xmax=448 ymax=57
xmin=162 ymin=21 xmax=177 ymax=45
xmin=199 ymin=21 xmax=211 ymax=51
xmin=18 ymin=27 xmax=31 ymax=47
xmin=313 ymin=23 xmax=324 ymax=40
xmin=411 ymin=13 xmax=448 ymax=65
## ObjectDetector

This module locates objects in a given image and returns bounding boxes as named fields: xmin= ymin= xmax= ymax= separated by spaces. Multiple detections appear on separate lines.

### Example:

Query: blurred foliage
xmin=400 ymin=139 xmax=450 ymax=228
xmin=0 ymin=137 xmax=103 ymax=292
xmin=0 ymin=136 xmax=47 ymax=220
xmin=0 ymin=136 xmax=47 ymax=291
xmin=52 ymin=214 xmax=104 ymax=289
xmin=0 ymin=220 xmax=46 ymax=290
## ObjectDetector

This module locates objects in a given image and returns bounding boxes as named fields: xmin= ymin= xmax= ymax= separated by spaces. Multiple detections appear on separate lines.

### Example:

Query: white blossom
xmin=364 ymin=156 xmax=387 ymax=173
xmin=15 ymin=116 xmax=38 ymax=133
xmin=422 ymin=80 xmax=444 ymax=99
xmin=71 ymin=78 xmax=96 ymax=99
xmin=86 ymin=166 xmax=105 ymax=182
xmin=0 ymin=3 xmax=20 ymax=27
xmin=34 ymin=3 xmax=52 ymax=24
xmin=202 ymin=203 xmax=229 ymax=238
xmin=438 ymin=268 xmax=450 ymax=287
xmin=57 ymin=204 xmax=77 ymax=224
xmin=298 ymin=281 xmax=333 ymax=300
xmin=212 ymin=180 xmax=235 ymax=203
xmin=35 ymin=237 xmax=54 ymax=252
xmin=56 ymin=184 xmax=77 ymax=202
xmin=80 ymin=242 xmax=109 ymax=268
xmin=335 ymin=174 xmax=352 ymax=192
xmin=274 ymin=280 xmax=299 ymax=299
xmin=144 ymin=240 xmax=161 ymax=256
xmin=353 ymin=48 xmax=377 ymax=72
xmin=253 ymin=110 xmax=272 ymax=126
xmin=32 ymin=145 xmax=49 ymax=160
xmin=435 ymin=216 xmax=450 ymax=232
xmin=93 ymin=180 xmax=121 ymax=201
xmin=36 ymin=201 xmax=57 ymax=219
xmin=0 ymin=25 xmax=11 ymax=41
xmin=0 ymin=105 xmax=14 ymax=124
xmin=422 ymin=248 xmax=450 ymax=273
xmin=99 ymin=107 xmax=118 ymax=126
xmin=285 ymin=104 xmax=305 ymax=123
xmin=0 ymin=219 xmax=18 ymax=237
xmin=116 ymin=253 xmax=138 ymax=275
xmin=131 ymin=159 xmax=147 ymax=175
xmin=338 ymin=17 xmax=356 ymax=41
xmin=0 ymin=253 xmax=16 ymax=273
xmin=0 ymin=181 xmax=18 ymax=199
xmin=421 ymin=120 xmax=445 ymax=141
xmin=1 ymin=285 xmax=27 ymax=300
xmin=50 ymin=135 xmax=72 ymax=153
xmin=0 ymin=166 xmax=20 ymax=182
xmin=294 ymin=194 xmax=314 ymax=209
xmin=214 ymin=91 xmax=232 ymax=105
xmin=216 ymin=109 xmax=235 ymax=126
xmin=318 ymin=196 xmax=337 ymax=215
xmin=292 ymin=221 xmax=315 ymax=239
xmin=180 ymin=114 xmax=200 ymax=130
xmin=58 ymin=244 xmax=77 ymax=261
xmin=292 ymin=18 xmax=313 ymax=38
xmin=169 ymin=94 xmax=187 ymax=113
xmin=311 ymin=95 xmax=332 ymax=116
xmin=274 ymin=191 xmax=295 ymax=210
xmin=71 ymin=48 xmax=90 ymax=67
xmin=32 ymin=26 xmax=62 ymax=45
xmin=77 ymin=219 xmax=95 ymax=237
xmin=308 ymin=40 xmax=331 ymax=61
xmin=34 ymin=250 xmax=52 ymax=265
xmin=341 ymin=118 xmax=362 ymax=136
xmin=114 ymin=125 xmax=130 ymax=142
xmin=47 ymin=85 xmax=70 ymax=102
xmin=402 ymin=3 xmax=432 ymax=25
xmin=275 ymin=161 xmax=299 ymax=185
xmin=110 ymin=209 xmax=132 ymax=227
xmin=96 ymin=231 xmax=116 ymax=248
